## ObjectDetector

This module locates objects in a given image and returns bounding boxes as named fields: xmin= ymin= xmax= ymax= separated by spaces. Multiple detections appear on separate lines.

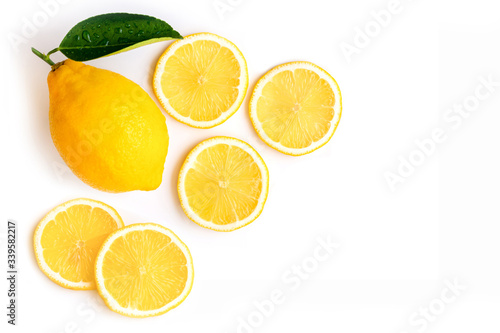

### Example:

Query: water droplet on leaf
xmin=98 ymin=38 xmax=110 ymax=46
xmin=82 ymin=31 xmax=91 ymax=42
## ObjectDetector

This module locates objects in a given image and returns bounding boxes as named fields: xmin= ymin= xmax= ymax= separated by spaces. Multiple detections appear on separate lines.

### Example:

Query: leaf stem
xmin=47 ymin=48 xmax=59 ymax=56
xmin=31 ymin=47 xmax=55 ymax=66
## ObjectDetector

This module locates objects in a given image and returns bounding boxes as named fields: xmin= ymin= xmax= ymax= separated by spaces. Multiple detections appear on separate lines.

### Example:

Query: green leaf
xmin=58 ymin=13 xmax=182 ymax=61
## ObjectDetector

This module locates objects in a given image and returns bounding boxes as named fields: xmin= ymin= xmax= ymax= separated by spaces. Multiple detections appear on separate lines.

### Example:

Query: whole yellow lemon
xmin=48 ymin=60 xmax=169 ymax=192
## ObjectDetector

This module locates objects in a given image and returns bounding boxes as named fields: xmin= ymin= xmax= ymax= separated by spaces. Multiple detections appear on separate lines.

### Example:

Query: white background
xmin=1 ymin=0 xmax=499 ymax=332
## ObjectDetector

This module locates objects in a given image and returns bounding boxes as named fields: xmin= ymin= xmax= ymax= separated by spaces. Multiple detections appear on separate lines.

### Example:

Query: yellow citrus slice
xmin=153 ymin=33 xmax=248 ymax=128
xmin=95 ymin=223 xmax=194 ymax=318
xmin=33 ymin=198 xmax=124 ymax=290
xmin=178 ymin=136 xmax=269 ymax=231
xmin=249 ymin=61 xmax=342 ymax=155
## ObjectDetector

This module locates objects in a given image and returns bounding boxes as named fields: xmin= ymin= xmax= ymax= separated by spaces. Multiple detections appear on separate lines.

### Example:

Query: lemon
xmin=95 ymin=223 xmax=194 ymax=318
xmin=48 ymin=59 xmax=169 ymax=192
xmin=178 ymin=137 xmax=269 ymax=231
xmin=153 ymin=33 xmax=248 ymax=128
xmin=249 ymin=61 xmax=342 ymax=155
xmin=33 ymin=198 xmax=124 ymax=290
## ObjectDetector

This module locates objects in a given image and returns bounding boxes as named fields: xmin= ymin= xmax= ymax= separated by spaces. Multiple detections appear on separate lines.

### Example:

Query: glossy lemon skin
xmin=48 ymin=60 xmax=169 ymax=192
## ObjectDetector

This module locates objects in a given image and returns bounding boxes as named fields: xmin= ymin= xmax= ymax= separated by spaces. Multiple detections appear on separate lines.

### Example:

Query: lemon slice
xmin=33 ymin=198 xmax=124 ymax=290
xmin=95 ymin=223 xmax=194 ymax=318
xmin=249 ymin=61 xmax=342 ymax=155
xmin=178 ymin=136 xmax=269 ymax=231
xmin=153 ymin=33 xmax=248 ymax=128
